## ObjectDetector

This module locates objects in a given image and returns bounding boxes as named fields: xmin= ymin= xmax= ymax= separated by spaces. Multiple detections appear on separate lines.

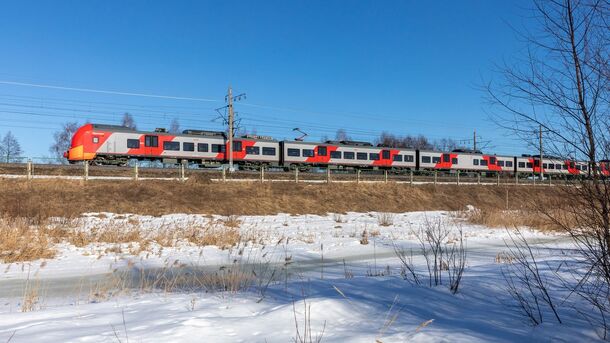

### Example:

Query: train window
xmin=473 ymin=159 xmax=479 ymax=165
xmin=233 ymin=141 xmax=242 ymax=152
xmin=443 ymin=154 xmax=450 ymax=163
xmin=543 ymin=163 xmax=548 ymax=169
xmin=246 ymin=146 xmax=260 ymax=155
xmin=576 ymin=165 xmax=582 ymax=170
xmin=555 ymin=164 xmax=561 ymax=169
xmin=92 ymin=137 xmax=99 ymax=144
xmin=303 ymin=149 xmax=315 ymax=157
xmin=405 ymin=155 xmax=414 ymax=162
xmin=432 ymin=156 xmax=440 ymax=163
xmin=262 ymin=147 xmax=276 ymax=155
xmin=393 ymin=154 xmax=403 ymax=162
xmin=344 ymin=151 xmax=355 ymax=159
xmin=163 ymin=141 xmax=180 ymax=151
xmin=318 ymin=147 xmax=327 ymax=156
xmin=490 ymin=157 xmax=496 ymax=164
xmin=548 ymin=163 xmax=554 ymax=169
xmin=506 ymin=161 xmax=513 ymax=167
xmin=582 ymin=165 xmax=588 ymax=171
xmin=183 ymin=142 xmax=194 ymax=152
xmin=526 ymin=162 xmax=533 ymax=168
xmin=212 ymin=144 xmax=225 ymax=153
xmin=287 ymin=148 xmax=300 ymax=157
xmin=127 ymin=139 xmax=140 ymax=149
xmin=382 ymin=150 xmax=391 ymax=159
xmin=145 ymin=135 xmax=158 ymax=147
xmin=330 ymin=151 xmax=342 ymax=159
xmin=369 ymin=153 xmax=380 ymax=161
xmin=422 ymin=156 xmax=431 ymax=163
xmin=480 ymin=159 xmax=488 ymax=166
xmin=452 ymin=158 xmax=458 ymax=164
xmin=518 ymin=162 xmax=525 ymax=168
xmin=497 ymin=160 xmax=505 ymax=167
xmin=197 ymin=143 xmax=209 ymax=152
xmin=357 ymin=152 xmax=368 ymax=160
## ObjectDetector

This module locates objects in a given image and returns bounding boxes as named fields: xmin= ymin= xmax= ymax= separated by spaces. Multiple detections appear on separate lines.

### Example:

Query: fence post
xmin=497 ymin=173 xmax=500 ymax=186
xmin=477 ymin=173 xmax=481 ymax=184
xmin=180 ymin=162 xmax=186 ymax=182
xmin=457 ymin=170 xmax=460 ymax=185
xmin=515 ymin=172 xmax=518 ymax=185
xmin=434 ymin=170 xmax=437 ymax=185
xmin=83 ymin=161 xmax=89 ymax=181
xmin=295 ymin=168 xmax=299 ymax=183
xmin=357 ymin=169 xmax=360 ymax=184
xmin=134 ymin=162 xmax=139 ymax=181
xmin=222 ymin=166 xmax=226 ymax=182
xmin=260 ymin=165 xmax=265 ymax=183
xmin=549 ymin=174 xmax=552 ymax=186
xmin=326 ymin=168 xmax=331 ymax=184
xmin=410 ymin=170 xmax=413 ymax=185
xmin=384 ymin=170 xmax=388 ymax=184
xmin=27 ymin=160 xmax=32 ymax=180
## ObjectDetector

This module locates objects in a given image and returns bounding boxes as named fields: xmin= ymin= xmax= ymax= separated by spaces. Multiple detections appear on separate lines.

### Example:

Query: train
xmin=65 ymin=123 xmax=610 ymax=177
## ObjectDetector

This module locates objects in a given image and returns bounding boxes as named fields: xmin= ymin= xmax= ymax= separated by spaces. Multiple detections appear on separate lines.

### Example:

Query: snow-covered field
xmin=0 ymin=211 xmax=600 ymax=342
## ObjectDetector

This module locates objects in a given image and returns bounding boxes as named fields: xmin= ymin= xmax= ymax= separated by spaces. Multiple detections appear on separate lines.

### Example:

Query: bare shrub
xmin=332 ymin=213 xmax=346 ymax=223
xmin=377 ymin=212 xmax=394 ymax=227
xmin=502 ymin=229 xmax=562 ymax=326
xmin=394 ymin=217 xmax=467 ymax=294
xmin=293 ymin=298 xmax=326 ymax=343
xmin=360 ymin=229 xmax=369 ymax=245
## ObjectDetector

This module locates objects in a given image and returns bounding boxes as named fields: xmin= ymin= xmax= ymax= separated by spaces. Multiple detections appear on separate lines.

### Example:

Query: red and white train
xmin=65 ymin=123 xmax=609 ymax=176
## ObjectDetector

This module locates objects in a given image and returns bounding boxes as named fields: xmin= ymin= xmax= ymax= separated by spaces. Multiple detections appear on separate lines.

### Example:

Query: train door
xmin=144 ymin=135 xmax=159 ymax=157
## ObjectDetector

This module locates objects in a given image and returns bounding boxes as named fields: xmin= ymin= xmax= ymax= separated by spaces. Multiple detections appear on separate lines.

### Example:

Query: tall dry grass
xmin=0 ymin=215 xmax=251 ymax=263
xmin=0 ymin=179 xmax=566 ymax=220
xmin=460 ymin=207 xmax=574 ymax=232
xmin=0 ymin=217 xmax=55 ymax=263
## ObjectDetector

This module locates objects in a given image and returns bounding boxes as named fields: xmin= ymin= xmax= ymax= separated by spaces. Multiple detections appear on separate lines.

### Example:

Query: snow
xmin=0 ymin=211 xmax=599 ymax=342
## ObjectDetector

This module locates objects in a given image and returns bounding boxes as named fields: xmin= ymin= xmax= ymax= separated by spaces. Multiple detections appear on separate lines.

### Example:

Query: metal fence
xmin=0 ymin=161 xmax=573 ymax=186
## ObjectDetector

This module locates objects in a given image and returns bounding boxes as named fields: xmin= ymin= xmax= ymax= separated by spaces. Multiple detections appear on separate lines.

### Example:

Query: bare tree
xmin=121 ymin=113 xmax=137 ymax=130
xmin=377 ymin=132 xmax=434 ymax=150
xmin=335 ymin=129 xmax=350 ymax=141
xmin=50 ymin=122 xmax=79 ymax=163
xmin=486 ymin=0 xmax=609 ymax=335
xmin=169 ymin=118 xmax=180 ymax=134
xmin=0 ymin=131 xmax=23 ymax=163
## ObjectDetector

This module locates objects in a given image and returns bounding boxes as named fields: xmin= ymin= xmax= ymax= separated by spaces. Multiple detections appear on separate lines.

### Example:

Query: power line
xmin=0 ymin=80 xmax=220 ymax=102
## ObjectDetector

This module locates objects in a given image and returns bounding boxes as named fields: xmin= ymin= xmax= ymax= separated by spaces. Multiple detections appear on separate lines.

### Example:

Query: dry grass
xmin=0 ymin=218 xmax=55 ymax=263
xmin=0 ymin=215 xmax=250 ymax=263
xmin=377 ymin=213 xmax=395 ymax=227
xmin=461 ymin=207 xmax=572 ymax=232
xmin=0 ymin=179 xmax=567 ymax=220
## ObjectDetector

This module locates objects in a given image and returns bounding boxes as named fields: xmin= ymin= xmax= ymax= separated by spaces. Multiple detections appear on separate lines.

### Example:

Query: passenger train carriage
xmin=66 ymin=123 xmax=597 ymax=177
xmin=65 ymin=123 xmax=280 ymax=167
xmin=281 ymin=140 xmax=417 ymax=170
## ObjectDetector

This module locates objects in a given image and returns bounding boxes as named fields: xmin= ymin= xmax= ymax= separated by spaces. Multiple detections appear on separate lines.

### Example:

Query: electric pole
xmin=539 ymin=124 xmax=543 ymax=181
xmin=227 ymin=86 xmax=234 ymax=171
xmin=473 ymin=129 xmax=477 ymax=151
xmin=223 ymin=86 xmax=246 ymax=172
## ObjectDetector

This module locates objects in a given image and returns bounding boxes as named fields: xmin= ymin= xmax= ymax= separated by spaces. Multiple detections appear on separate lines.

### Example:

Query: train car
xmin=229 ymin=135 xmax=280 ymax=169
xmin=418 ymin=149 xmax=514 ymax=173
xmin=599 ymin=160 xmax=610 ymax=177
xmin=514 ymin=155 xmax=587 ymax=176
xmin=280 ymin=140 xmax=417 ymax=170
xmin=65 ymin=123 xmax=280 ymax=167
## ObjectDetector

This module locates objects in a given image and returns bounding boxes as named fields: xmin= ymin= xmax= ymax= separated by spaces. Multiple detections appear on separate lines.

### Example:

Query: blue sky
xmin=0 ymin=0 xmax=533 ymax=159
